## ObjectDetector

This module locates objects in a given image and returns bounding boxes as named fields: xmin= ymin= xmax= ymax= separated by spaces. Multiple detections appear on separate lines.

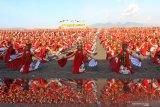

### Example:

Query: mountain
xmin=90 ymin=22 xmax=159 ymax=28
xmin=0 ymin=27 xmax=26 ymax=30
xmin=0 ymin=22 xmax=159 ymax=30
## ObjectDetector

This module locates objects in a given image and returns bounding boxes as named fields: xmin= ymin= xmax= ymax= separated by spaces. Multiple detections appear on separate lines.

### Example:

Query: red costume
xmin=73 ymin=50 xmax=87 ymax=74
xmin=4 ymin=46 xmax=13 ymax=63
xmin=35 ymin=46 xmax=47 ymax=63
xmin=58 ymin=58 xmax=67 ymax=67
xmin=21 ymin=50 xmax=32 ymax=74
xmin=114 ymin=50 xmax=134 ymax=74
xmin=153 ymin=47 xmax=160 ymax=64
xmin=7 ymin=49 xmax=26 ymax=69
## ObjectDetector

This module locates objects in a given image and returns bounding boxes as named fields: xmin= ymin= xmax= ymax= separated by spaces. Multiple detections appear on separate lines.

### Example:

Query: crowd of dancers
xmin=0 ymin=27 xmax=160 ymax=75
xmin=100 ymin=27 xmax=160 ymax=74
xmin=101 ymin=79 xmax=160 ymax=106
xmin=0 ymin=29 xmax=98 ymax=74
xmin=0 ymin=78 xmax=160 ymax=106
xmin=0 ymin=78 xmax=98 ymax=106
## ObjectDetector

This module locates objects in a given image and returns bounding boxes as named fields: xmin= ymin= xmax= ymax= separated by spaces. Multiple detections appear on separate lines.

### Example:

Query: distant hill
xmin=0 ymin=22 xmax=159 ymax=30
xmin=90 ymin=22 xmax=159 ymax=28
xmin=0 ymin=28 xmax=26 ymax=30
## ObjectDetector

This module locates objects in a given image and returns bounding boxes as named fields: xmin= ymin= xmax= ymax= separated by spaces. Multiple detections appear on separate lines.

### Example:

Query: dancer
xmin=66 ymin=42 xmax=97 ymax=74
xmin=153 ymin=41 xmax=160 ymax=64
xmin=109 ymin=42 xmax=142 ymax=74
xmin=19 ymin=44 xmax=42 ymax=74
xmin=4 ymin=41 xmax=14 ymax=63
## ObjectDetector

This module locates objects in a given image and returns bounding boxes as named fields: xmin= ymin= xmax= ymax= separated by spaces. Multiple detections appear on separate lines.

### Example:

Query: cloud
xmin=122 ymin=4 xmax=140 ymax=17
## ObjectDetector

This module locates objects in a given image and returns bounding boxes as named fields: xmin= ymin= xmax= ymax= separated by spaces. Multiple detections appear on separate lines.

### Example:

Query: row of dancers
xmin=0 ymin=78 xmax=160 ymax=106
xmin=101 ymin=79 xmax=160 ymax=106
xmin=99 ymin=27 xmax=160 ymax=74
xmin=0 ymin=27 xmax=160 ymax=75
xmin=0 ymin=29 xmax=98 ymax=74
xmin=0 ymin=78 xmax=98 ymax=106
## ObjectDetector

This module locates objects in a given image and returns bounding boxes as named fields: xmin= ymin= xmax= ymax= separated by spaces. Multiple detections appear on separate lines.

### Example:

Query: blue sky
xmin=0 ymin=0 xmax=160 ymax=28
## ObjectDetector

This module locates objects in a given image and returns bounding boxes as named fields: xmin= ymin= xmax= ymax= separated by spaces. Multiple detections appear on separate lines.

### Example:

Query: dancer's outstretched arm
xmin=32 ymin=53 xmax=42 ymax=60
xmin=61 ymin=47 xmax=77 ymax=54
xmin=84 ymin=51 xmax=97 ymax=59
xmin=11 ymin=54 xmax=23 ymax=61
xmin=65 ymin=51 xmax=76 ymax=59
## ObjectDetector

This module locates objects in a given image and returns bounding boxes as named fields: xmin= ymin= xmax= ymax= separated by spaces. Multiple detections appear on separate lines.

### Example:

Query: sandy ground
xmin=0 ymin=38 xmax=160 ymax=79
